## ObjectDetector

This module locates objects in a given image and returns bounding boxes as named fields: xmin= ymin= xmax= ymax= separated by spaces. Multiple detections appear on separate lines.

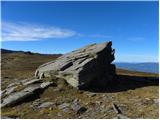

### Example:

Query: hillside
xmin=1 ymin=51 xmax=159 ymax=119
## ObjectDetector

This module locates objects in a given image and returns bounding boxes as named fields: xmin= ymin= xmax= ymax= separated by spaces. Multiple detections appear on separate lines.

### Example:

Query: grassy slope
xmin=1 ymin=52 xmax=159 ymax=119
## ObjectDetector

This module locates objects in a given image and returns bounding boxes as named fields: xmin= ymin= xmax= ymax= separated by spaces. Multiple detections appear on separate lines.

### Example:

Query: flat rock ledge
xmin=35 ymin=41 xmax=116 ymax=89
xmin=1 ymin=81 xmax=53 ymax=108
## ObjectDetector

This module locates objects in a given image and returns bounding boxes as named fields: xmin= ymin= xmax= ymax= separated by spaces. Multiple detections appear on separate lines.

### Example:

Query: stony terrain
xmin=1 ymin=49 xmax=159 ymax=119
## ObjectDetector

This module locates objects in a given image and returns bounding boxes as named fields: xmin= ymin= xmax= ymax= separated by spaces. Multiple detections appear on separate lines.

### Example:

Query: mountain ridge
xmin=115 ymin=62 xmax=159 ymax=74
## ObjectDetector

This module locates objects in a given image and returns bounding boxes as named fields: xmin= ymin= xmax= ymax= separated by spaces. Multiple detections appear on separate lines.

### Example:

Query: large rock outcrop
xmin=35 ymin=41 xmax=116 ymax=89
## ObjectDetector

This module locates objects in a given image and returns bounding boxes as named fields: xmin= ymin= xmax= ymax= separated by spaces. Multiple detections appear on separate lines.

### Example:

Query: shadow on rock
xmin=82 ymin=75 xmax=159 ymax=93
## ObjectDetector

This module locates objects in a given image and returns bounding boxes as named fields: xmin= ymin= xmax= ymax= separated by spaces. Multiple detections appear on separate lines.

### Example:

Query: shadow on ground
xmin=83 ymin=75 xmax=159 ymax=93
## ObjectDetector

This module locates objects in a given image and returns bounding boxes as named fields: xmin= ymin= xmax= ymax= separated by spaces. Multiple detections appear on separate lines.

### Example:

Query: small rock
xmin=87 ymin=92 xmax=97 ymax=97
xmin=117 ymin=114 xmax=130 ymax=119
xmin=53 ymin=88 xmax=61 ymax=92
xmin=153 ymin=99 xmax=159 ymax=104
xmin=57 ymin=113 xmax=62 ymax=117
xmin=77 ymin=107 xmax=87 ymax=114
xmin=71 ymin=99 xmax=87 ymax=114
xmin=71 ymin=100 xmax=81 ymax=112
xmin=38 ymin=102 xmax=54 ymax=108
xmin=49 ymin=107 xmax=53 ymax=110
xmin=1 ymin=82 xmax=53 ymax=108
xmin=30 ymin=101 xmax=40 ymax=108
xmin=58 ymin=103 xmax=70 ymax=110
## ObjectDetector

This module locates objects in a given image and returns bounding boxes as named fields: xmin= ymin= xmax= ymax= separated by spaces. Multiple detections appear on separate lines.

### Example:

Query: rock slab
xmin=35 ymin=41 xmax=116 ymax=89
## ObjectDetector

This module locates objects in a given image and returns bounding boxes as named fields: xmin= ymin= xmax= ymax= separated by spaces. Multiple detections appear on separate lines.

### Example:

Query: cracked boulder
xmin=35 ymin=41 xmax=116 ymax=89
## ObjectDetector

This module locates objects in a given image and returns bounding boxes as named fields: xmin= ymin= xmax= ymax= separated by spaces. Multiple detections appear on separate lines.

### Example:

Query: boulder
xmin=1 ymin=81 xmax=53 ymax=108
xmin=35 ymin=41 xmax=115 ymax=89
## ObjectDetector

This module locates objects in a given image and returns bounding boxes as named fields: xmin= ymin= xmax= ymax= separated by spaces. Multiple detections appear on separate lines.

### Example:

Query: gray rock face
xmin=1 ymin=81 xmax=53 ymax=108
xmin=35 ymin=41 xmax=115 ymax=89
xmin=22 ymin=78 xmax=41 ymax=86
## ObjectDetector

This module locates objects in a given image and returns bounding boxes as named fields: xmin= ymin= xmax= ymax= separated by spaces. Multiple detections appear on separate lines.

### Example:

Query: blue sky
xmin=1 ymin=1 xmax=159 ymax=62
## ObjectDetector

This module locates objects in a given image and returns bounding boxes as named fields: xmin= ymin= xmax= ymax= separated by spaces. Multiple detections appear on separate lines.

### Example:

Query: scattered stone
xmin=1 ymin=84 xmax=41 ymax=108
xmin=71 ymin=99 xmax=87 ymax=114
xmin=112 ymin=103 xmax=130 ymax=119
xmin=38 ymin=102 xmax=54 ymax=108
xmin=71 ymin=99 xmax=81 ymax=112
xmin=53 ymin=88 xmax=61 ymax=92
xmin=153 ymin=99 xmax=159 ymax=104
xmin=77 ymin=107 xmax=87 ymax=114
xmin=30 ymin=101 xmax=41 ymax=108
xmin=102 ymin=94 xmax=113 ymax=101
xmin=35 ymin=41 xmax=115 ymax=89
xmin=1 ymin=81 xmax=53 ymax=108
xmin=87 ymin=92 xmax=97 ymax=97
xmin=112 ymin=103 xmax=122 ymax=114
xmin=117 ymin=114 xmax=130 ymax=119
xmin=58 ymin=103 xmax=70 ymax=110
xmin=49 ymin=107 xmax=53 ymax=110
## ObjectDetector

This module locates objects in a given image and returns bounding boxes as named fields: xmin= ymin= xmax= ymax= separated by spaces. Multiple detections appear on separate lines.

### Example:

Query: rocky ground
xmin=1 ymin=52 xmax=159 ymax=119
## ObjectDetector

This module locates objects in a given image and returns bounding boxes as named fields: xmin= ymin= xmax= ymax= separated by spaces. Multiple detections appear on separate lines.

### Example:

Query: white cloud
xmin=1 ymin=22 xmax=77 ymax=41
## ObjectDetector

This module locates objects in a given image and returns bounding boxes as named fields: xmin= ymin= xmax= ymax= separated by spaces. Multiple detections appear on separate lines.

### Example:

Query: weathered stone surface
xmin=1 ymin=85 xmax=40 ymax=108
xmin=2 ymin=86 xmax=17 ymax=96
xmin=22 ymin=78 xmax=41 ymax=86
xmin=35 ymin=41 xmax=115 ymax=89
xmin=40 ymin=81 xmax=53 ymax=88
xmin=1 ymin=81 xmax=53 ymax=108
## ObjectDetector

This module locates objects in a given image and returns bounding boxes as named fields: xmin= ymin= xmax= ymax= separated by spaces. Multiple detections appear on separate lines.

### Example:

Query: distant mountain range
xmin=1 ymin=48 xmax=24 ymax=54
xmin=1 ymin=48 xmax=62 ymax=56
xmin=115 ymin=62 xmax=159 ymax=74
